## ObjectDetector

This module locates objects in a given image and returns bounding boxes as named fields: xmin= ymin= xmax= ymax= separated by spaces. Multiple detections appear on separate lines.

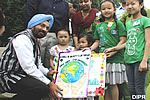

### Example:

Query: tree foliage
xmin=0 ymin=0 xmax=27 ymax=46
xmin=147 ymin=9 xmax=150 ymax=18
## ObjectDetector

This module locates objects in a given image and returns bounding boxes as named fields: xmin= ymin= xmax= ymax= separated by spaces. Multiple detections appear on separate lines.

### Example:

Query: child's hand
xmin=51 ymin=66 xmax=55 ymax=70
xmin=105 ymin=51 xmax=117 ymax=58
xmin=104 ymin=47 xmax=115 ymax=53
xmin=139 ymin=60 xmax=148 ymax=72
xmin=75 ymin=44 xmax=79 ymax=50
xmin=50 ymin=63 xmax=55 ymax=70
xmin=47 ymin=70 xmax=58 ymax=77
xmin=82 ymin=47 xmax=91 ymax=52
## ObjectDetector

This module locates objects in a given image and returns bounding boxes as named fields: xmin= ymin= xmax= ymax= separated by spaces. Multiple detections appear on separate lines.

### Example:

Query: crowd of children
xmin=104 ymin=0 xmax=150 ymax=100
xmin=49 ymin=0 xmax=150 ymax=100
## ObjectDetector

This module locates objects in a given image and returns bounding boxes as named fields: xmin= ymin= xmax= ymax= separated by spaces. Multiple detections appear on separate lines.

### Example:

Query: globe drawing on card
xmin=60 ymin=61 xmax=84 ymax=83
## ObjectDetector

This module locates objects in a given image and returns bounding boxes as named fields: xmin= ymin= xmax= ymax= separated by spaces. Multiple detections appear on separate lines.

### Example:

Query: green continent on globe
xmin=60 ymin=61 xmax=84 ymax=83
xmin=66 ymin=63 xmax=79 ymax=77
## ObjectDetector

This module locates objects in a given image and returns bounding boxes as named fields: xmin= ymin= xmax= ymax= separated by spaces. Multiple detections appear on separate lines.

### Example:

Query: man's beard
xmin=32 ymin=27 xmax=47 ymax=38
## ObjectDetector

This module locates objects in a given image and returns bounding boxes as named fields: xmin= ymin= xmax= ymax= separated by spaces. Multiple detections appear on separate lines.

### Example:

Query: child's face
xmin=69 ymin=3 xmax=77 ymax=16
xmin=57 ymin=30 xmax=70 ymax=46
xmin=126 ymin=0 xmax=143 ymax=16
xmin=101 ymin=1 xmax=116 ymax=19
xmin=78 ymin=37 xmax=88 ymax=50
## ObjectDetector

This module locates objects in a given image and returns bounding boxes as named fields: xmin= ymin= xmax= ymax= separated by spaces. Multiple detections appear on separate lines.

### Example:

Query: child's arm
xmin=73 ymin=36 xmax=78 ymax=49
xmin=139 ymin=27 xmax=150 ymax=72
xmin=104 ymin=36 xmax=126 ymax=57
xmin=104 ymin=36 xmax=126 ymax=53
xmin=50 ymin=55 xmax=55 ymax=70
xmin=104 ymin=44 xmax=126 ymax=53
xmin=90 ymin=40 xmax=99 ymax=51
xmin=116 ymin=36 xmax=126 ymax=50
xmin=117 ymin=36 xmax=126 ymax=46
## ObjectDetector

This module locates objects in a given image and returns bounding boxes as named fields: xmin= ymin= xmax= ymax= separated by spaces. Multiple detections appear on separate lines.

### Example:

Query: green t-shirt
xmin=94 ymin=20 xmax=126 ymax=63
xmin=125 ymin=17 xmax=150 ymax=63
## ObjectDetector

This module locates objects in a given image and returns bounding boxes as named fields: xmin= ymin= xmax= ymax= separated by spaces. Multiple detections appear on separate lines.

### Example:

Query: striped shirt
xmin=0 ymin=29 xmax=50 ymax=91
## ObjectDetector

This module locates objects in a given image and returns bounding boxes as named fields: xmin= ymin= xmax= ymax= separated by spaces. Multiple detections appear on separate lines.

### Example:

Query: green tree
xmin=0 ymin=0 xmax=27 ymax=46
xmin=92 ymin=0 xmax=100 ymax=9
xmin=147 ymin=9 xmax=150 ymax=18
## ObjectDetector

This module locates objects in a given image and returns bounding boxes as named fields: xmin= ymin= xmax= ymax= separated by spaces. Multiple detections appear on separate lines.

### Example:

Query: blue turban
xmin=27 ymin=14 xmax=54 ymax=30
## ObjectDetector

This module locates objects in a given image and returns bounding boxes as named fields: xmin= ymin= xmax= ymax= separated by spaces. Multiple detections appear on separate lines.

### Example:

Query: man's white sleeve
xmin=12 ymin=35 xmax=50 ymax=85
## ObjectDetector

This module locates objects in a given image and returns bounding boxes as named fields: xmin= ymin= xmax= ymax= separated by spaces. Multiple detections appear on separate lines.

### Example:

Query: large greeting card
xmin=88 ymin=53 xmax=106 ymax=96
xmin=55 ymin=50 xmax=91 ymax=98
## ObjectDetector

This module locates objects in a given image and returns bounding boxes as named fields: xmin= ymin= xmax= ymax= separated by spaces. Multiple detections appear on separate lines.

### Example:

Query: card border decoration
xmin=88 ymin=53 xmax=106 ymax=96
xmin=55 ymin=50 xmax=91 ymax=98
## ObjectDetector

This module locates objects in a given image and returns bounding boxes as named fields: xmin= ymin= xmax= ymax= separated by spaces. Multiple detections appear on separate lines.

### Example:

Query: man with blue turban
xmin=0 ymin=14 xmax=63 ymax=100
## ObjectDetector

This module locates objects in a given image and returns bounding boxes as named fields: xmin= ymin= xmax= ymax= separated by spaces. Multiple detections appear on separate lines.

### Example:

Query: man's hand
xmin=48 ymin=82 xmax=63 ymax=99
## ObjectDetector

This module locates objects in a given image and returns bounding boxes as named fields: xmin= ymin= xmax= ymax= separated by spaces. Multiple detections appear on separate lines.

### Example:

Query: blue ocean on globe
xmin=60 ymin=61 xmax=84 ymax=83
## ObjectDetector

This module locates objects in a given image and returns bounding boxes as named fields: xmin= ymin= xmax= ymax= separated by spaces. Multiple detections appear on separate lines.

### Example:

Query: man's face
xmin=31 ymin=21 xmax=49 ymax=38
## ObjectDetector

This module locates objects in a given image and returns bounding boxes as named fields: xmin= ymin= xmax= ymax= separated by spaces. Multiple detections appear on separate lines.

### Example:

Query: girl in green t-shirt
xmin=91 ymin=0 xmax=127 ymax=100
xmin=104 ymin=0 xmax=150 ymax=99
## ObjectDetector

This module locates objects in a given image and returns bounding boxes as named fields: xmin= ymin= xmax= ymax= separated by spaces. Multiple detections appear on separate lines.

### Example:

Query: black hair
xmin=128 ymin=0 xmax=147 ymax=17
xmin=78 ymin=32 xmax=94 ymax=47
xmin=56 ymin=27 xmax=70 ymax=37
xmin=99 ymin=0 xmax=118 ymax=30
xmin=140 ymin=0 xmax=147 ymax=17
xmin=73 ymin=3 xmax=78 ymax=9
xmin=120 ymin=0 xmax=126 ymax=4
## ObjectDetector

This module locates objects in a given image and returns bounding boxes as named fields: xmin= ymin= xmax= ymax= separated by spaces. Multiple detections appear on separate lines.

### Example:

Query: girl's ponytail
xmin=113 ymin=14 xmax=118 ymax=30
xmin=141 ymin=6 xmax=147 ymax=17
xmin=139 ymin=0 xmax=147 ymax=17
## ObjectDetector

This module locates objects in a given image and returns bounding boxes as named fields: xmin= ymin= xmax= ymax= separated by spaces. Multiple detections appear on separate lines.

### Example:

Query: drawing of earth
xmin=60 ymin=61 xmax=84 ymax=83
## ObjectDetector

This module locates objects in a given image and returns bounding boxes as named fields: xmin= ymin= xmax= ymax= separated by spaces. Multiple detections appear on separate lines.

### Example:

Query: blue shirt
xmin=24 ymin=0 xmax=69 ymax=32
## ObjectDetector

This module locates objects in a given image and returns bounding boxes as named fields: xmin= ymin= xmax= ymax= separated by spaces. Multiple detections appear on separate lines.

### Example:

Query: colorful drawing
xmin=55 ymin=50 xmax=91 ymax=98
xmin=88 ymin=53 xmax=106 ymax=96
xmin=60 ymin=61 xmax=84 ymax=83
